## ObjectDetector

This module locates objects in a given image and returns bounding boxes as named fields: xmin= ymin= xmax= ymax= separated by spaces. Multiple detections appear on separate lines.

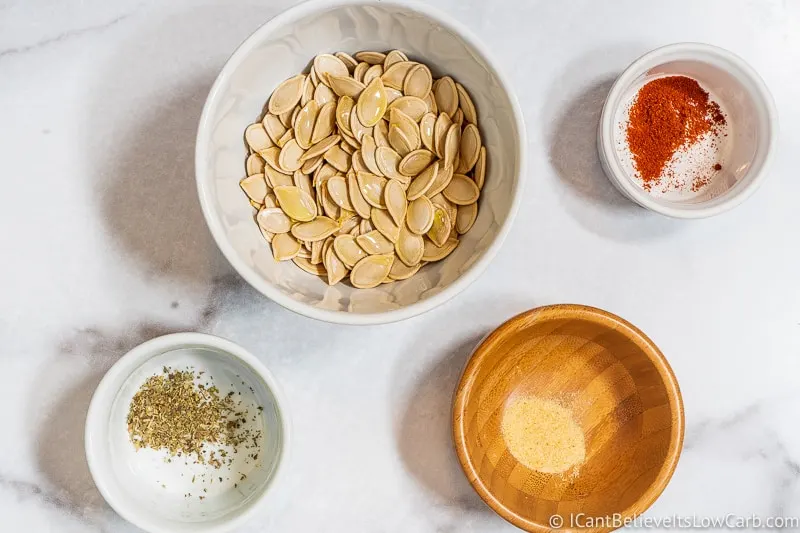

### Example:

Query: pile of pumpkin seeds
xmin=240 ymin=50 xmax=485 ymax=289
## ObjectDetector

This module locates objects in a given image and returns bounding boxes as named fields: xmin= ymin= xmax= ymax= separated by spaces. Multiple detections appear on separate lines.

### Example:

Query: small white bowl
xmin=195 ymin=0 xmax=526 ymax=325
xmin=598 ymin=42 xmax=778 ymax=218
xmin=85 ymin=333 xmax=290 ymax=533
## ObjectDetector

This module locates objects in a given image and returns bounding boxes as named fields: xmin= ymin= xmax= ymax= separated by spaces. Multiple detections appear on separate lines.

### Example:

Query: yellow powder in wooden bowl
xmin=501 ymin=396 xmax=586 ymax=474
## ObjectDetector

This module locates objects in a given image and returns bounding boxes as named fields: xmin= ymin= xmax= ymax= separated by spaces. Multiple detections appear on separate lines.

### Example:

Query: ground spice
xmin=501 ymin=396 xmax=585 ymax=475
xmin=626 ymin=76 xmax=726 ymax=189
xmin=127 ymin=367 xmax=261 ymax=469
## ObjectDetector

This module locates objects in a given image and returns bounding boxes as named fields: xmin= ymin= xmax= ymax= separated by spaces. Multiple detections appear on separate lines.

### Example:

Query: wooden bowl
xmin=453 ymin=305 xmax=684 ymax=532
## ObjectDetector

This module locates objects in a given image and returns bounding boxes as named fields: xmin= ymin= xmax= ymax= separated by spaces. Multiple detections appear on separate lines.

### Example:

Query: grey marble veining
xmin=2 ymin=0 xmax=800 ymax=531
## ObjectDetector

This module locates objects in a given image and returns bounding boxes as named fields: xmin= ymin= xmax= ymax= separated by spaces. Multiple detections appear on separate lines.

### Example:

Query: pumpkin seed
xmin=374 ymin=119 xmax=390 ymax=148
xmin=314 ymin=83 xmax=336 ymax=105
xmin=274 ymin=185 xmax=317 ymax=221
xmin=426 ymin=161 xmax=454 ymax=197
xmin=389 ymin=260 xmax=421 ymax=280
xmin=323 ymin=145 xmax=351 ymax=172
xmin=356 ymin=231 xmax=393 ymax=255
xmin=257 ymin=207 xmax=291 ymax=234
xmin=383 ymin=50 xmax=408 ymax=69
xmin=301 ymin=154 xmax=324 ymax=174
xmin=353 ymin=61 xmax=369 ymax=83
xmin=443 ymin=124 xmax=460 ymax=170
xmin=291 ymin=216 xmax=339 ymax=242
xmin=348 ymin=171 xmax=372 ymax=219
xmin=276 ymin=128 xmax=294 ymax=148
xmin=456 ymin=82 xmax=477 ymax=125
xmin=245 ymin=123 xmax=273 ymax=153
xmin=263 ymin=114 xmax=287 ymax=145
xmin=301 ymin=134 xmax=340 ymax=161
xmin=419 ymin=113 xmax=436 ymax=153
xmin=406 ymin=163 xmax=438 ymax=200
xmin=240 ymin=174 xmax=268 ymax=203
xmin=278 ymin=139 xmax=305 ymax=172
xmin=350 ymin=254 xmax=394 ymax=289
xmin=427 ymin=205 xmax=451 ymax=247
xmin=388 ymin=96 xmax=428 ymax=122
xmin=456 ymin=202 xmax=478 ymax=234
xmin=473 ymin=146 xmax=486 ymax=190
xmin=293 ymin=170 xmax=313 ymax=196
xmin=422 ymin=237 xmax=458 ymax=262
xmin=399 ymin=149 xmax=435 ymax=177
xmin=433 ymin=76 xmax=458 ymax=117
xmin=327 ymin=175 xmax=353 ymax=211
xmin=372 ymin=207 xmax=400 ymax=242
xmin=381 ymin=61 xmax=414 ymax=90
xmin=294 ymin=256 xmax=326 ymax=276
xmin=406 ymin=195 xmax=435 ymax=235
xmin=324 ymin=244 xmax=348 ymax=285
xmin=268 ymin=75 xmax=305 ymax=115
xmin=294 ymin=100 xmax=319 ymax=149
xmin=443 ymin=174 xmax=481 ymax=205
xmin=246 ymin=153 xmax=266 ymax=176
xmin=363 ymin=64 xmax=384 ymax=86
xmin=357 ymin=77 xmax=387 ymax=127
xmin=326 ymin=74 xmax=365 ymax=98
xmin=335 ymin=51 xmax=358 ymax=72
xmin=452 ymin=108 xmax=464 ymax=128
xmin=301 ymin=76 xmax=315 ymax=106
xmin=336 ymin=96 xmax=354 ymax=136
xmin=314 ymin=54 xmax=348 ymax=80
xmin=396 ymin=224 xmax=424 ymax=266
xmin=354 ymin=50 xmax=386 ymax=65
xmin=433 ymin=112 xmax=452 ymax=158
xmin=339 ymin=141 xmax=355 ymax=155
xmin=403 ymin=64 xmax=432 ymax=99
xmin=384 ymin=179 xmax=407 ymax=227
xmin=333 ymin=234 xmax=367 ymax=268
xmin=359 ymin=134 xmax=382 ymax=176
xmin=357 ymin=171 xmax=387 ymax=208
xmin=349 ymin=106 xmax=371 ymax=143
xmin=423 ymin=92 xmax=438 ymax=115
xmin=272 ymin=232 xmax=302 ymax=261
xmin=359 ymin=219 xmax=374 ymax=234
xmin=388 ymin=125 xmax=414 ymax=157
xmin=311 ymin=101 xmax=336 ymax=144
xmin=265 ymin=166 xmax=293 ymax=188
xmin=351 ymin=149 xmax=368 ymax=173
xmin=375 ymin=146 xmax=403 ymax=181
xmin=261 ymin=146 xmax=283 ymax=173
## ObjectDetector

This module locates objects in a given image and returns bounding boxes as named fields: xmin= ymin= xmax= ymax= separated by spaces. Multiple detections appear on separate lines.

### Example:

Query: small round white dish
xmin=195 ymin=0 xmax=526 ymax=325
xmin=598 ymin=42 xmax=777 ymax=219
xmin=85 ymin=333 xmax=289 ymax=533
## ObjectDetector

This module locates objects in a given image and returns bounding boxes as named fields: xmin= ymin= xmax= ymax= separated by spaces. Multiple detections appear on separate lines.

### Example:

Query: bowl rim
xmin=452 ymin=304 xmax=685 ymax=533
xmin=598 ymin=42 xmax=778 ymax=219
xmin=194 ymin=0 xmax=527 ymax=325
xmin=84 ymin=332 xmax=291 ymax=533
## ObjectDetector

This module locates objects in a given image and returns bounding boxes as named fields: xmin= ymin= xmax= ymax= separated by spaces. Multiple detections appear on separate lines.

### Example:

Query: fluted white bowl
xmin=196 ymin=0 xmax=525 ymax=324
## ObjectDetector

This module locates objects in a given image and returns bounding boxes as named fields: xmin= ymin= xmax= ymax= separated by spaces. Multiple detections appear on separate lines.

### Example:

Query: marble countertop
xmin=2 ymin=0 xmax=800 ymax=531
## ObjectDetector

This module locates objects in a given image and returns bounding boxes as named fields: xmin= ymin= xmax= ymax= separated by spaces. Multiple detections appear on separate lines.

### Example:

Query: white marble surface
xmin=2 ymin=0 xmax=800 ymax=531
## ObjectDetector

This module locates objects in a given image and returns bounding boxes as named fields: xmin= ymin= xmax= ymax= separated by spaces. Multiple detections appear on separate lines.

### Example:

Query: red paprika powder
xmin=626 ymin=76 xmax=726 ymax=189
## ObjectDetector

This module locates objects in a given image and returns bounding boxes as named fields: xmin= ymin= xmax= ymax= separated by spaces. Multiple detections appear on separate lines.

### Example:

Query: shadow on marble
xmin=84 ymin=8 xmax=265 ymax=288
xmin=395 ymin=333 xmax=494 ymax=514
xmin=36 ymin=323 xmax=181 ymax=520
xmin=94 ymin=78 xmax=223 ymax=286
xmin=545 ymin=47 xmax=682 ymax=242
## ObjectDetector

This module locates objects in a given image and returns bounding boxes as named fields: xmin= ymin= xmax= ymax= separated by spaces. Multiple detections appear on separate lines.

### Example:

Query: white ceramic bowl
xmin=85 ymin=333 xmax=290 ymax=533
xmin=598 ymin=43 xmax=777 ymax=218
xmin=196 ymin=0 xmax=525 ymax=324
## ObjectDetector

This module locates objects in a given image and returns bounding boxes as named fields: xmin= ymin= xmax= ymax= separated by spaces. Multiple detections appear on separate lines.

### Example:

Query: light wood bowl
xmin=453 ymin=305 xmax=684 ymax=532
